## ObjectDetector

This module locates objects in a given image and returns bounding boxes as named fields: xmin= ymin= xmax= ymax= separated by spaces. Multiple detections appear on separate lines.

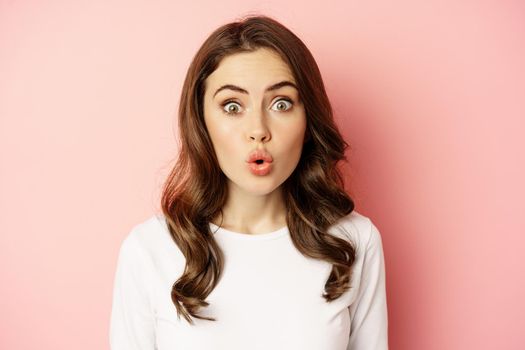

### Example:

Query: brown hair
xmin=161 ymin=14 xmax=356 ymax=324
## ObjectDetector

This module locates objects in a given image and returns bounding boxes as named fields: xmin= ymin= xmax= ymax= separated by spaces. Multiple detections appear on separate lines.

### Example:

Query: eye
xmin=271 ymin=98 xmax=293 ymax=112
xmin=221 ymin=100 xmax=243 ymax=115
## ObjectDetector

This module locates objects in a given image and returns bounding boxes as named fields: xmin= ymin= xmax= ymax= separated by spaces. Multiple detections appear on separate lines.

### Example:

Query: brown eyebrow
xmin=213 ymin=80 xmax=298 ymax=98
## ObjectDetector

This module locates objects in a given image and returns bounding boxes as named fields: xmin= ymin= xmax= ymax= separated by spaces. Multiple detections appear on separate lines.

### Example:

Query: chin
xmin=246 ymin=183 xmax=280 ymax=194
xmin=239 ymin=179 xmax=282 ymax=195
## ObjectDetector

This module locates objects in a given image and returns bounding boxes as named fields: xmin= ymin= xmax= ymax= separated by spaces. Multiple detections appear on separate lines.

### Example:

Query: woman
xmin=110 ymin=14 xmax=388 ymax=350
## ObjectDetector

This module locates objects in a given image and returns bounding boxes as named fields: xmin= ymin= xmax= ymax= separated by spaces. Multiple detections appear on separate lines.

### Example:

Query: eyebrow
xmin=213 ymin=80 xmax=298 ymax=98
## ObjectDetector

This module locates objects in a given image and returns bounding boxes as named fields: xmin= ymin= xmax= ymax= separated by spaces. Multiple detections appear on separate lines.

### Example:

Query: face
xmin=203 ymin=47 xmax=307 ymax=196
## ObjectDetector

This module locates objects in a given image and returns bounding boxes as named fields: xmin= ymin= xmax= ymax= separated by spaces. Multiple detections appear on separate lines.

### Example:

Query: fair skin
xmin=203 ymin=47 xmax=307 ymax=235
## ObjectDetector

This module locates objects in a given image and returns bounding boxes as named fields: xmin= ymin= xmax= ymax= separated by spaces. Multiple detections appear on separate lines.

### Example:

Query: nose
xmin=247 ymin=111 xmax=271 ymax=143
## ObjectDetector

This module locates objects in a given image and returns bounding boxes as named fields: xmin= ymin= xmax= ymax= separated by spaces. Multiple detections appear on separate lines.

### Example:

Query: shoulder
xmin=123 ymin=212 xmax=165 ymax=244
xmin=327 ymin=210 xmax=383 ymax=255
xmin=119 ymin=212 xmax=178 ymax=262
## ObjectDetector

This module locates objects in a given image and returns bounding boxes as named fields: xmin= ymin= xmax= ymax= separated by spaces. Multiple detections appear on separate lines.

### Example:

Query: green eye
xmin=271 ymin=98 xmax=293 ymax=111
xmin=222 ymin=101 xmax=242 ymax=115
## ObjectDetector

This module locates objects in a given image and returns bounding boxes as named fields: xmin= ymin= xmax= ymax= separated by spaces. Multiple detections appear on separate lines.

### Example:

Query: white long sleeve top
xmin=109 ymin=210 xmax=388 ymax=349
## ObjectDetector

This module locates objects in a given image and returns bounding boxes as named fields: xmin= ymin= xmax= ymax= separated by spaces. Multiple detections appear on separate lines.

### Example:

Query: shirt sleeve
xmin=347 ymin=219 xmax=389 ymax=350
xmin=109 ymin=229 xmax=156 ymax=350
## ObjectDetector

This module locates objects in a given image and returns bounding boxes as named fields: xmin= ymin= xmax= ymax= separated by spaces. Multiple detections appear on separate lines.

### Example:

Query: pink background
xmin=1 ymin=1 xmax=524 ymax=349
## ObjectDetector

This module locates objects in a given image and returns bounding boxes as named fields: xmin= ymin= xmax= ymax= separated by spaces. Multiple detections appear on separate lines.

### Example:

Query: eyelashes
xmin=221 ymin=97 xmax=294 ymax=116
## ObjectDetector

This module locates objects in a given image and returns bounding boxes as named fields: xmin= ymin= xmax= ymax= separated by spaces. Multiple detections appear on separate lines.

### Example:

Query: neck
xmin=212 ymin=184 xmax=287 ymax=234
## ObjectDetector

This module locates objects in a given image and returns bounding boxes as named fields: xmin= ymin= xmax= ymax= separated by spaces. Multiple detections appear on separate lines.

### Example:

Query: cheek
xmin=278 ymin=118 xmax=306 ymax=148
xmin=206 ymin=120 xmax=240 ymax=161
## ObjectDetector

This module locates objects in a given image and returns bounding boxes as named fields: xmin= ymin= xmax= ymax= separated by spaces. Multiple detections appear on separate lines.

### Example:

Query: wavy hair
xmin=160 ymin=14 xmax=356 ymax=324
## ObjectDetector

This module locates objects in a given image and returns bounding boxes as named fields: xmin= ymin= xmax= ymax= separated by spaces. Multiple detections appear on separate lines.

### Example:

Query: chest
xmin=150 ymin=240 xmax=356 ymax=349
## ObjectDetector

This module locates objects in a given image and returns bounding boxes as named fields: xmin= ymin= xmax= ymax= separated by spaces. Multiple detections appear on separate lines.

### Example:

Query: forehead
xmin=205 ymin=48 xmax=296 ymax=89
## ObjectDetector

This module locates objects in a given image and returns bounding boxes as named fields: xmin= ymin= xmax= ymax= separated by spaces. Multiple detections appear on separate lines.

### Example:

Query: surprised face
xmin=203 ymin=48 xmax=307 ymax=196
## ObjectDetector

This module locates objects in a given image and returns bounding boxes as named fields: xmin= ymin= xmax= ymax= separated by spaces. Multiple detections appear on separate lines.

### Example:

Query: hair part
xmin=161 ymin=14 xmax=356 ymax=325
